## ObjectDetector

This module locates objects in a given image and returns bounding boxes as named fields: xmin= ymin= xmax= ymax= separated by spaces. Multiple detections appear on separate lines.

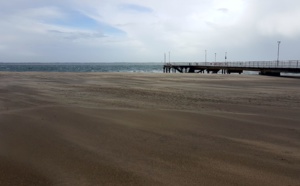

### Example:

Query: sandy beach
xmin=0 ymin=72 xmax=299 ymax=186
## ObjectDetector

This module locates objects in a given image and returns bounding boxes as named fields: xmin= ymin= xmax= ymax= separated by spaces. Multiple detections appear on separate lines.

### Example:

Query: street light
xmin=277 ymin=41 xmax=281 ymax=66
xmin=205 ymin=50 xmax=207 ymax=63
xmin=215 ymin=53 xmax=217 ymax=62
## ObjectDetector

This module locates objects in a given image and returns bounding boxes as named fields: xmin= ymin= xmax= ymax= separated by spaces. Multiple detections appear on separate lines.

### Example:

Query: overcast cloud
xmin=0 ymin=0 xmax=300 ymax=62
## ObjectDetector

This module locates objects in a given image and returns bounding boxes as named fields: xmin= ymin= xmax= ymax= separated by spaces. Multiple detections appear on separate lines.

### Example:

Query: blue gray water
xmin=1 ymin=62 xmax=299 ymax=76
xmin=0 ymin=63 xmax=163 ymax=73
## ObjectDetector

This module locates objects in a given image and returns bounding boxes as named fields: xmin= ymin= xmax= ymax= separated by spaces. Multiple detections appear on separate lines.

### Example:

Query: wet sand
xmin=0 ymin=72 xmax=299 ymax=185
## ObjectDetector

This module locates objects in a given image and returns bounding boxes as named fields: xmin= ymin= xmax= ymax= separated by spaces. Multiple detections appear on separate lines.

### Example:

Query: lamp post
xmin=225 ymin=52 xmax=227 ymax=62
xmin=215 ymin=53 xmax=216 ymax=62
xmin=205 ymin=50 xmax=207 ymax=63
xmin=277 ymin=41 xmax=281 ymax=66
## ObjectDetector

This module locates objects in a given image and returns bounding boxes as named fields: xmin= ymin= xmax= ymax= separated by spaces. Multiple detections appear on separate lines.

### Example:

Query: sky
xmin=0 ymin=0 xmax=300 ymax=62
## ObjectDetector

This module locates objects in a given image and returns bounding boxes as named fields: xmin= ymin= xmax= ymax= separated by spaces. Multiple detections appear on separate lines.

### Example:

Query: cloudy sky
xmin=0 ymin=0 xmax=300 ymax=62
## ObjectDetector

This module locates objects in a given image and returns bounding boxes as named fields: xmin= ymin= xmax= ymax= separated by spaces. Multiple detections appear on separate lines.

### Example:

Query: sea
xmin=1 ymin=62 xmax=299 ymax=76
xmin=0 ymin=62 xmax=163 ymax=73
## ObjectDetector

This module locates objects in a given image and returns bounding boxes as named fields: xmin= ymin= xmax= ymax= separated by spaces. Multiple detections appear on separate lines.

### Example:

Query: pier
xmin=163 ymin=60 xmax=300 ymax=76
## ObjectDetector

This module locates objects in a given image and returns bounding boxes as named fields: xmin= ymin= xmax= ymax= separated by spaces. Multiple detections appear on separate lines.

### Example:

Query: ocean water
xmin=0 ymin=63 xmax=163 ymax=73
xmin=1 ymin=62 xmax=299 ymax=76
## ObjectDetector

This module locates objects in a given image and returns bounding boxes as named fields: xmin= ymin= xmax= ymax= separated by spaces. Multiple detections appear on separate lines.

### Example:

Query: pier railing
xmin=165 ymin=60 xmax=300 ymax=68
xmin=163 ymin=60 xmax=300 ymax=75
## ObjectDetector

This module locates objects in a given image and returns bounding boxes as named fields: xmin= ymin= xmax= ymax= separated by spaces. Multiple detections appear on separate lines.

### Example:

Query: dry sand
xmin=0 ymin=72 xmax=299 ymax=186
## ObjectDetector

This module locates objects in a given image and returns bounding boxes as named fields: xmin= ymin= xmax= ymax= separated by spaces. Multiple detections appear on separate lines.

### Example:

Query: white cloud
xmin=258 ymin=10 xmax=300 ymax=38
xmin=0 ymin=0 xmax=300 ymax=62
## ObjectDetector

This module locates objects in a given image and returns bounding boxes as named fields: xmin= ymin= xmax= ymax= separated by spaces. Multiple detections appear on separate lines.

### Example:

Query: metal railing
xmin=165 ymin=60 xmax=300 ymax=68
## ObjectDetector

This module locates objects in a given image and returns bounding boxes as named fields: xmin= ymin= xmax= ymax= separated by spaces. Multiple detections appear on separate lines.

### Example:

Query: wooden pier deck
xmin=163 ymin=60 xmax=300 ymax=76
